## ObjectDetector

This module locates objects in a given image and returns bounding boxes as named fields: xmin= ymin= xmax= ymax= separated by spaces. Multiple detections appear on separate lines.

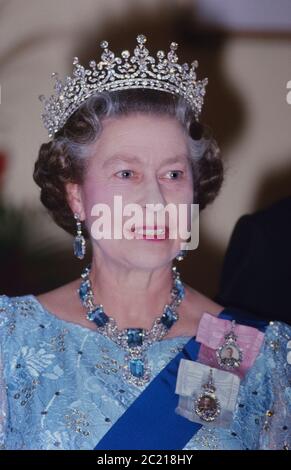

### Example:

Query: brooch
xmin=196 ymin=313 xmax=265 ymax=378
xmin=194 ymin=368 xmax=221 ymax=422
xmin=216 ymin=320 xmax=243 ymax=370
xmin=175 ymin=360 xmax=240 ymax=427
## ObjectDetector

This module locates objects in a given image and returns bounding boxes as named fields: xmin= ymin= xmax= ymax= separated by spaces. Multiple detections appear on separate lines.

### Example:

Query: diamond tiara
xmin=39 ymin=34 xmax=208 ymax=138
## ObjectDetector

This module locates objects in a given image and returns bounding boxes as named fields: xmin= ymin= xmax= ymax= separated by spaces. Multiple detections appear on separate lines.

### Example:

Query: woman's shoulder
xmin=0 ymin=293 xmax=35 ymax=320
xmin=0 ymin=294 xmax=43 ymax=357
xmin=0 ymin=293 xmax=44 ymax=331
xmin=263 ymin=319 xmax=291 ymax=361
xmin=183 ymin=284 xmax=224 ymax=319
xmin=0 ymin=291 xmax=73 ymax=342
xmin=228 ymin=313 xmax=291 ymax=376
xmin=216 ymin=301 xmax=290 ymax=346
xmin=0 ymin=277 xmax=81 ymax=329
xmin=34 ymin=278 xmax=86 ymax=326
xmin=199 ymin=300 xmax=291 ymax=370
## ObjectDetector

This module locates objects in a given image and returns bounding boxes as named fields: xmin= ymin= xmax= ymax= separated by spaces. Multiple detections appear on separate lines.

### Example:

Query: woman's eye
xmin=116 ymin=170 xmax=135 ymax=179
xmin=165 ymin=170 xmax=184 ymax=180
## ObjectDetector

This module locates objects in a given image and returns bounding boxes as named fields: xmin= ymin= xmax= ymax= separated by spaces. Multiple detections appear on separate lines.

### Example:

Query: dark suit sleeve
xmin=215 ymin=198 xmax=291 ymax=323
xmin=215 ymin=214 xmax=267 ymax=313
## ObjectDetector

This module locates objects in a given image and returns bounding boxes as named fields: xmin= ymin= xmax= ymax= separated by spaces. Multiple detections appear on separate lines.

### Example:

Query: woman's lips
xmin=131 ymin=225 xmax=169 ymax=240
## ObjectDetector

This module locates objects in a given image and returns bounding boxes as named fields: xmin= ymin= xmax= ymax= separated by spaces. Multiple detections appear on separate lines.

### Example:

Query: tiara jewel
xmin=39 ymin=34 xmax=208 ymax=138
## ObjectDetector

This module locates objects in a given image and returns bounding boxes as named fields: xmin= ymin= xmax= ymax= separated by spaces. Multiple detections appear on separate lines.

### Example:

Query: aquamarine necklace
xmin=78 ymin=264 xmax=185 ymax=386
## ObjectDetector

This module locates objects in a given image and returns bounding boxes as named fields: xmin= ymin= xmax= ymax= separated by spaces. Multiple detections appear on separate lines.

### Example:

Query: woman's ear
xmin=65 ymin=182 xmax=85 ymax=220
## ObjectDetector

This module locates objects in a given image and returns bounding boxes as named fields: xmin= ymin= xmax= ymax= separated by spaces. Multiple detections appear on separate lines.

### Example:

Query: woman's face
xmin=76 ymin=112 xmax=194 ymax=270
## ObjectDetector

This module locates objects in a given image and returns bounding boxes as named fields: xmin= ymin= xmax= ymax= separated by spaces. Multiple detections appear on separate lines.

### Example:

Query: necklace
xmin=78 ymin=264 xmax=185 ymax=386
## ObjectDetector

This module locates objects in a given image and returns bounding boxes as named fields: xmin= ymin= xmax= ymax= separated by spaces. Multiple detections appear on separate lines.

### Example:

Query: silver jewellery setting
xmin=175 ymin=249 xmax=188 ymax=261
xmin=78 ymin=264 xmax=185 ymax=386
xmin=216 ymin=320 xmax=243 ymax=370
xmin=194 ymin=368 xmax=221 ymax=422
xmin=39 ymin=33 xmax=208 ymax=138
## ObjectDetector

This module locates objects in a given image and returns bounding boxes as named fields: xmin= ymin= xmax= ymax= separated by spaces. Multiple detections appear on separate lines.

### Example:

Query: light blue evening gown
xmin=0 ymin=294 xmax=290 ymax=450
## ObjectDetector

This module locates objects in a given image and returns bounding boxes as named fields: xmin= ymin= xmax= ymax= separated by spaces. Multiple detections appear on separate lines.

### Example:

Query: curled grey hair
xmin=33 ymin=89 xmax=223 ymax=238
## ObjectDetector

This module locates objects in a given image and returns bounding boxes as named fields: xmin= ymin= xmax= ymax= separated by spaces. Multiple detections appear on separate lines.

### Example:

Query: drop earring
xmin=73 ymin=212 xmax=86 ymax=259
xmin=175 ymin=235 xmax=191 ymax=261
xmin=175 ymin=249 xmax=187 ymax=261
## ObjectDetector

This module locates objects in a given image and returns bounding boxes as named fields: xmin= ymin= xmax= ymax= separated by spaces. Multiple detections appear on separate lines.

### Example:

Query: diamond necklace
xmin=78 ymin=264 xmax=185 ymax=386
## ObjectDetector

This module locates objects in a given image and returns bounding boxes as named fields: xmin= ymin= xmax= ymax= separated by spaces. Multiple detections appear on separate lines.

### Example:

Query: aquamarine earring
xmin=73 ymin=213 xmax=86 ymax=259
xmin=175 ymin=249 xmax=188 ymax=261
xmin=176 ymin=233 xmax=192 ymax=261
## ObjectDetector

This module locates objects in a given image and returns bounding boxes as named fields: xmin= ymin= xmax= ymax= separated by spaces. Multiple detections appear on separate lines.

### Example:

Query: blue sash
xmin=94 ymin=308 xmax=268 ymax=450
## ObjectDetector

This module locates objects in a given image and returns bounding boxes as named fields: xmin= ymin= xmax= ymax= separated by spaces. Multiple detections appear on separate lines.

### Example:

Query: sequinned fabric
xmin=0 ymin=294 xmax=290 ymax=450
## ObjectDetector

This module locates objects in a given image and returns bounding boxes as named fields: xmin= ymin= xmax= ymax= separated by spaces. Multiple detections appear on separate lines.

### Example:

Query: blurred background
xmin=0 ymin=0 xmax=291 ymax=297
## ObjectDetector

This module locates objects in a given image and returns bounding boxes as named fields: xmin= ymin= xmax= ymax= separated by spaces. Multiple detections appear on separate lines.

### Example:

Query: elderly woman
xmin=0 ymin=35 xmax=290 ymax=450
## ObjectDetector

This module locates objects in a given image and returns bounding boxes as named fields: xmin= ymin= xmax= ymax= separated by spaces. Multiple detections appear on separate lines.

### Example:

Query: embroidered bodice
xmin=0 ymin=294 xmax=290 ymax=450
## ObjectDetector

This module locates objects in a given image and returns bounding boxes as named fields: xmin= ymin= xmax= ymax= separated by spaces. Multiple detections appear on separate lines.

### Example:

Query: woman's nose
xmin=139 ymin=176 xmax=166 ymax=208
